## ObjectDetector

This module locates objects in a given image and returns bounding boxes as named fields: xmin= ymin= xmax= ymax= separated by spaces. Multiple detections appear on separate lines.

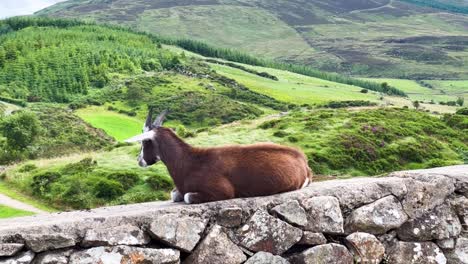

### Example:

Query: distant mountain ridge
xmin=37 ymin=0 xmax=468 ymax=79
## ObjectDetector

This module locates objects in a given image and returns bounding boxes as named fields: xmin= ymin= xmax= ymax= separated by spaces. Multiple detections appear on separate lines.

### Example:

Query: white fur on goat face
xmin=124 ymin=110 xmax=167 ymax=167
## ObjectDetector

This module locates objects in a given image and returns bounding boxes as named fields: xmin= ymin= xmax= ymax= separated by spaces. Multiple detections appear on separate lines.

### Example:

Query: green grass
xmin=362 ymin=78 xmax=468 ymax=106
xmin=0 ymin=181 xmax=56 ymax=212
xmin=76 ymin=106 xmax=143 ymax=141
xmin=210 ymin=63 xmax=380 ymax=105
xmin=0 ymin=205 xmax=34 ymax=219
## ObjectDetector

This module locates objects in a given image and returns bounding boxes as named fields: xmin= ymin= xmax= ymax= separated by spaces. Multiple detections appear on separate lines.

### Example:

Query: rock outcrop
xmin=0 ymin=165 xmax=466 ymax=263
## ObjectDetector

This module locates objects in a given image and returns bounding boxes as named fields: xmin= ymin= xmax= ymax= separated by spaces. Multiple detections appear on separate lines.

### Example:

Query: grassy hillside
xmin=210 ymin=63 xmax=380 ymax=105
xmin=37 ymin=0 xmax=468 ymax=78
xmin=362 ymin=78 xmax=468 ymax=104
xmin=0 ymin=104 xmax=113 ymax=164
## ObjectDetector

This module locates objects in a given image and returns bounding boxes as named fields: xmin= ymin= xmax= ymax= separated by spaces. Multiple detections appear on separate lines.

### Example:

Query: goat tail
xmin=302 ymin=166 xmax=313 ymax=188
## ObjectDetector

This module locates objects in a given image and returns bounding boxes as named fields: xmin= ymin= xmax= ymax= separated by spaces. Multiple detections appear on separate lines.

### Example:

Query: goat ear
xmin=144 ymin=108 xmax=153 ymax=132
xmin=153 ymin=110 xmax=168 ymax=127
xmin=124 ymin=130 xmax=156 ymax=143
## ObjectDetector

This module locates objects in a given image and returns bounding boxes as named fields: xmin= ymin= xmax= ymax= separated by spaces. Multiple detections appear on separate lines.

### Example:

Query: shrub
xmin=31 ymin=171 xmax=61 ymax=195
xmin=360 ymin=89 xmax=369 ymax=93
xmin=273 ymin=131 xmax=289 ymax=138
xmin=325 ymin=100 xmax=377 ymax=108
xmin=107 ymin=171 xmax=140 ymax=190
xmin=146 ymin=174 xmax=173 ymax=190
xmin=456 ymin=107 xmax=468 ymax=115
xmin=258 ymin=119 xmax=281 ymax=129
xmin=93 ymin=179 xmax=124 ymax=200
xmin=18 ymin=163 xmax=37 ymax=172
xmin=112 ymin=191 xmax=169 ymax=205
xmin=61 ymin=158 xmax=97 ymax=175
xmin=176 ymin=125 xmax=195 ymax=138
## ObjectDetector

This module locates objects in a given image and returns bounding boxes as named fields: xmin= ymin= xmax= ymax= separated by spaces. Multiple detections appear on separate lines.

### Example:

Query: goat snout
xmin=138 ymin=157 xmax=148 ymax=167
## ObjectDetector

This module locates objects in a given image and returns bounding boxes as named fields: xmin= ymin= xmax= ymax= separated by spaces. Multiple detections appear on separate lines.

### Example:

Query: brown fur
xmin=146 ymin=127 xmax=312 ymax=203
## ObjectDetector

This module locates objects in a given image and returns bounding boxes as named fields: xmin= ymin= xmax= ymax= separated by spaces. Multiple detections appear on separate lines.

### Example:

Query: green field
xmin=210 ymin=63 xmax=380 ymax=105
xmin=76 ymin=106 xmax=143 ymax=141
xmin=362 ymin=78 xmax=468 ymax=105
xmin=0 ymin=205 xmax=34 ymax=219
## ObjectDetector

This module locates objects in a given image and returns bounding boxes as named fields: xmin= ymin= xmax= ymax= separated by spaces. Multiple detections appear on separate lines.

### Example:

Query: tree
xmin=456 ymin=97 xmax=464 ymax=107
xmin=413 ymin=100 xmax=420 ymax=109
xmin=0 ymin=111 xmax=41 ymax=150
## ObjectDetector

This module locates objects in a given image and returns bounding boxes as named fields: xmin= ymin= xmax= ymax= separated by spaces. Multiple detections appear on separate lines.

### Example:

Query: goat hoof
xmin=171 ymin=189 xmax=183 ymax=202
xmin=184 ymin=192 xmax=198 ymax=204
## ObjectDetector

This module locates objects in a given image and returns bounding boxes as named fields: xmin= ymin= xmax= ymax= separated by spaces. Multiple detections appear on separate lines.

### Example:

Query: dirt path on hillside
xmin=0 ymin=193 xmax=46 ymax=214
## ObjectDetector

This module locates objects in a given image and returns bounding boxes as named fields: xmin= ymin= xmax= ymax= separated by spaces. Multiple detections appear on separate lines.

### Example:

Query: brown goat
xmin=126 ymin=110 xmax=312 ymax=204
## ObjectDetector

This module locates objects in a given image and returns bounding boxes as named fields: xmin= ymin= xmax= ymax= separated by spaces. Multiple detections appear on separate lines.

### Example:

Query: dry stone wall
xmin=0 ymin=165 xmax=467 ymax=264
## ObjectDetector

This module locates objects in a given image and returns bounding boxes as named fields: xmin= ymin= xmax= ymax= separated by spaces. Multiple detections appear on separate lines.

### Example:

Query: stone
xmin=184 ymin=225 xmax=246 ymax=264
xmin=23 ymin=233 xmax=76 ymax=253
xmin=68 ymin=246 xmax=180 ymax=264
xmin=345 ymin=195 xmax=408 ymax=235
xmin=297 ymin=232 xmax=327 ymax=246
xmin=451 ymin=196 xmax=468 ymax=217
xmin=237 ymin=210 xmax=302 ymax=255
xmin=445 ymin=237 xmax=468 ymax=264
xmin=0 ymin=243 xmax=24 ymax=257
xmin=244 ymin=252 xmax=290 ymax=264
xmin=436 ymin=238 xmax=456 ymax=250
xmin=451 ymin=196 xmax=468 ymax=231
xmin=391 ymin=171 xmax=455 ymax=219
xmin=397 ymin=203 xmax=461 ymax=241
xmin=288 ymin=243 xmax=353 ymax=264
xmin=302 ymin=196 xmax=344 ymax=234
xmin=386 ymin=241 xmax=447 ymax=264
xmin=148 ymin=214 xmax=207 ymax=253
xmin=0 ymin=251 xmax=35 ymax=264
xmin=271 ymin=200 xmax=307 ymax=227
xmin=82 ymin=224 xmax=150 ymax=247
xmin=377 ymin=231 xmax=397 ymax=248
xmin=217 ymin=207 xmax=243 ymax=227
xmin=345 ymin=232 xmax=385 ymax=264
xmin=32 ymin=249 xmax=74 ymax=264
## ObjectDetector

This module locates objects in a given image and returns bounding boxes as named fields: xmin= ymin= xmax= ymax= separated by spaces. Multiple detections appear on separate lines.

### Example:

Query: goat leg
xmin=171 ymin=188 xmax=184 ymax=202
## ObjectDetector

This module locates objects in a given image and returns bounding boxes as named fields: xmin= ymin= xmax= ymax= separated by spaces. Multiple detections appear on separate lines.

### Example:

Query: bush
xmin=360 ymin=89 xmax=369 ymax=93
xmin=112 ymin=191 xmax=169 ymax=205
xmin=61 ymin=158 xmax=97 ymax=175
xmin=31 ymin=171 xmax=61 ymax=195
xmin=456 ymin=107 xmax=468 ymax=116
xmin=93 ymin=179 xmax=124 ymax=200
xmin=146 ymin=174 xmax=173 ymax=190
xmin=176 ymin=125 xmax=195 ymax=138
xmin=107 ymin=171 xmax=140 ymax=190
xmin=325 ymin=100 xmax=377 ymax=108
xmin=18 ymin=163 xmax=37 ymax=172
xmin=273 ymin=130 xmax=289 ymax=138
xmin=258 ymin=119 xmax=281 ymax=129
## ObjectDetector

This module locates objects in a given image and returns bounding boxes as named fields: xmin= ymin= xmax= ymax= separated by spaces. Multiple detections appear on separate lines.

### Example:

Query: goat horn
xmin=153 ymin=110 xmax=168 ymax=127
xmin=144 ymin=108 xmax=153 ymax=131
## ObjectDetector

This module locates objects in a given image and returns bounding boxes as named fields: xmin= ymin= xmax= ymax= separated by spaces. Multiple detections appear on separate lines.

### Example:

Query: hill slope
xmin=37 ymin=0 xmax=468 ymax=78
